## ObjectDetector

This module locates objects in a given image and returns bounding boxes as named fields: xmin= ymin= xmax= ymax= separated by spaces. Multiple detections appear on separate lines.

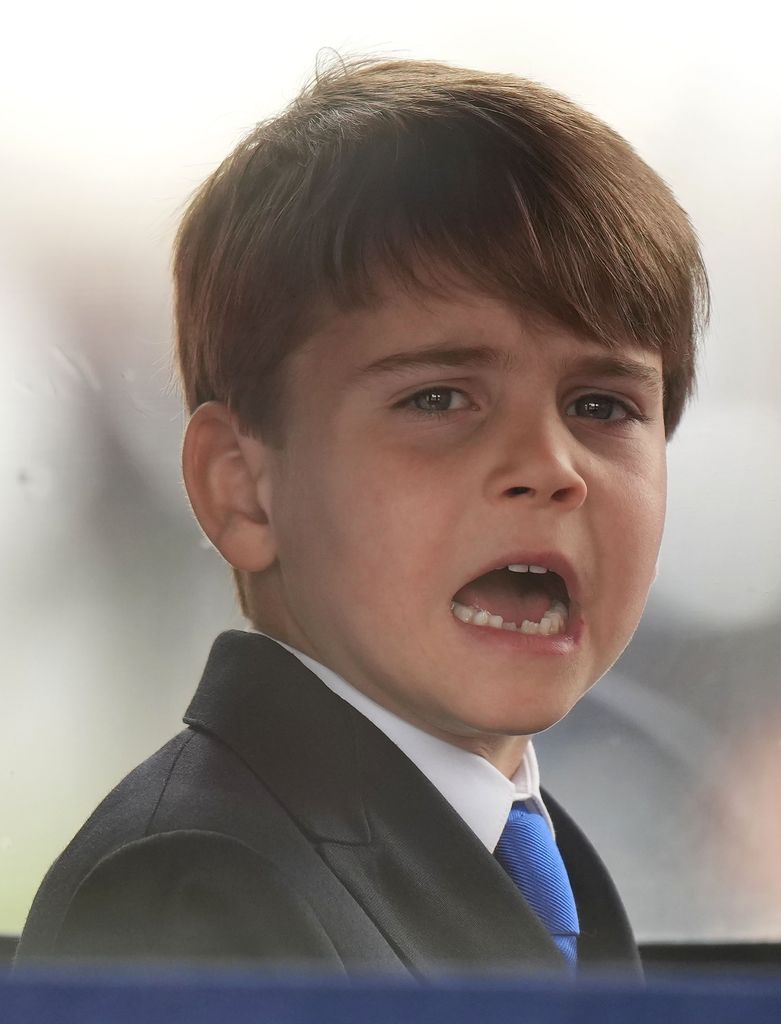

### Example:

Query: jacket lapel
xmin=545 ymin=791 xmax=641 ymax=974
xmin=185 ymin=631 xmax=629 ymax=975
xmin=184 ymin=631 xmax=371 ymax=844
xmin=318 ymin=711 xmax=568 ymax=974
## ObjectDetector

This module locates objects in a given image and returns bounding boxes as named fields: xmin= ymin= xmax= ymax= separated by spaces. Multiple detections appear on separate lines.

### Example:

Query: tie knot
xmin=495 ymin=802 xmax=579 ymax=962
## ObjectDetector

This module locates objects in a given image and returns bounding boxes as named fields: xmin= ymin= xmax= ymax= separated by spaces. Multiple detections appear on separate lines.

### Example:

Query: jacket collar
xmin=184 ymin=630 xmax=371 ymax=844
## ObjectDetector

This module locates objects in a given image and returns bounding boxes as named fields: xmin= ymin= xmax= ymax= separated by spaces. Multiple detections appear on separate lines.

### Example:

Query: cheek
xmin=585 ymin=473 xmax=665 ymax=679
xmin=610 ymin=464 xmax=667 ymax=608
xmin=319 ymin=446 xmax=466 ymax=618
xmin=639 ymin=455 xmax=667 ymax=552
xmin=272 ymin=442 xmax=424 ymax=598
xmin=340 ymin=437 xmax=459 ymax=528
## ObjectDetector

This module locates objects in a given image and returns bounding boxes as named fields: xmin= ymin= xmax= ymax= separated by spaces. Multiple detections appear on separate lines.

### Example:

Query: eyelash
xmin=398 ymin=386 xmax=649 ymax=425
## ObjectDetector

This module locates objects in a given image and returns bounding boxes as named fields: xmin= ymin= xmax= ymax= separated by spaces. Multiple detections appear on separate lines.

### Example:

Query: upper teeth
xmin=508 ymin=564 xmax=548 ymax=574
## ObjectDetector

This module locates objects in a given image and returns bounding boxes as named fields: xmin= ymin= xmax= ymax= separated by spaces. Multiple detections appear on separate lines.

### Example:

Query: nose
xmin=487 ymin=415 xmax=588 ymax=512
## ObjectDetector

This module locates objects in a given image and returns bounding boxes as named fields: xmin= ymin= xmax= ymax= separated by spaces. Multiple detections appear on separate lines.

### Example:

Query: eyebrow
xmin=353 ymin=344 xmax=514 ymax=380
xmin=566 ymin=354 xmax=664 ymax=396
xmin=354 ymin=343 xmax=663 ymax=395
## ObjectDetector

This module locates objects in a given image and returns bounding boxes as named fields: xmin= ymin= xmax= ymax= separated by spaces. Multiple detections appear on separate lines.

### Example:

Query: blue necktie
xmin=494 ymin=801 xmax=580 ymax=966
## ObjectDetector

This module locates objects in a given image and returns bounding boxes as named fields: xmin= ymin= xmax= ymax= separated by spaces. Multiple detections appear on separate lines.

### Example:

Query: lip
xmin=455 ymin=550 xmax=582 ymax=607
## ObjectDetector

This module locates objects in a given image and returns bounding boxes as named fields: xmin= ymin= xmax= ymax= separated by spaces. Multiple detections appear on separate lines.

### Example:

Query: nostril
xmin=507 ymin=486 xmax=532 ymax=496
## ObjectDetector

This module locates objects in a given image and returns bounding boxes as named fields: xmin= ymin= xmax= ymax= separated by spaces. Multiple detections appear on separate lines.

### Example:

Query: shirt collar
xmin=256 ymin=631 xmax=554 ymax=849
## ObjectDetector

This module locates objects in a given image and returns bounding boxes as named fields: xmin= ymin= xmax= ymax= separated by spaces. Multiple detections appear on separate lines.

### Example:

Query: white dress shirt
xmin=257 ymin=631 xmax=555 ymax=849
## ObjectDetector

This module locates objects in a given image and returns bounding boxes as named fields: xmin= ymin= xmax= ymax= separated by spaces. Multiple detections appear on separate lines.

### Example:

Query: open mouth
xmin=450 ymin=564 xmax=570 ymax=636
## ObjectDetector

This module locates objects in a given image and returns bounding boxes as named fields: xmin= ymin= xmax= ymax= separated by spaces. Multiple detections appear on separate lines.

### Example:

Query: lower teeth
xmin=450 ymin=599 xmax=568 ymax=636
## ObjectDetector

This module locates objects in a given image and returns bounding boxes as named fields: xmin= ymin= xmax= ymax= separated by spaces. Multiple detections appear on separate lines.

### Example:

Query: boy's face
xmin=254 ymin=278 xmax=667 ymax=758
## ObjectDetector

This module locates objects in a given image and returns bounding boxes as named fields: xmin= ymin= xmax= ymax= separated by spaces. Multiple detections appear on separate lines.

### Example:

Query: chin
xmin=449 ymin=693 xmax=582 ymax=739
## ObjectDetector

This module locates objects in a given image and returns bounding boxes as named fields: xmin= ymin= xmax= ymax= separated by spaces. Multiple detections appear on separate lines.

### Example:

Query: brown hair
xmin=173 ymin=55 xmax=709 ymax=618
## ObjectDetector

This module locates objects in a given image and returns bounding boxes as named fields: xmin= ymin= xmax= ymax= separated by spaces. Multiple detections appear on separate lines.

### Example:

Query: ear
xmin=182 ymin=402 xmax=276 ymax=572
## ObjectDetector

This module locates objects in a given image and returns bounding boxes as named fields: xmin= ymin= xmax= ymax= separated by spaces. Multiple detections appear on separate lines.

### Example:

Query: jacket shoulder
xmin=17 ymin=829 xmax=344 ymax=968
xmin=17 ymin=727 xmax=302 ymax=962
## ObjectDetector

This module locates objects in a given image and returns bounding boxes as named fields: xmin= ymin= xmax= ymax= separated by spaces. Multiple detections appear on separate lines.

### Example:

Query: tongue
xmin=453 ymin=569 xmax=552 ymax=625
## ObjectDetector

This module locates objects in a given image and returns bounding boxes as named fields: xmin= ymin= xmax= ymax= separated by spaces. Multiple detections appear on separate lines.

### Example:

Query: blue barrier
xmin=4 ymin=969 xmax=781 ymax=1024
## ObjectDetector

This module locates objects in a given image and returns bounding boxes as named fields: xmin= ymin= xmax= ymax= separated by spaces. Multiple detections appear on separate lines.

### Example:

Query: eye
xmin=403 ymin=387 xmax=472 ymax=415
xmin=565 ymin=394 xmax=639 ymax=423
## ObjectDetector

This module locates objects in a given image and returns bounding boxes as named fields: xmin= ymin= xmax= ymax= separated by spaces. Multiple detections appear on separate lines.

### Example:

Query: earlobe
xmin=181 ymin=402 xmax=277 ymax=572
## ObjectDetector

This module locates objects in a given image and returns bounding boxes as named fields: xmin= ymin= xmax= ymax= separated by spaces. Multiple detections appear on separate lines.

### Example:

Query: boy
xmin=16 ymin=57 xmax=708 ymax=975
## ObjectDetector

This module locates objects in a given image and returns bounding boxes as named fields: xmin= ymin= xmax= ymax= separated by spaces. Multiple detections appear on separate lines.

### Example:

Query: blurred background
xmin=1 ymin=0 xmax=779 ymax=943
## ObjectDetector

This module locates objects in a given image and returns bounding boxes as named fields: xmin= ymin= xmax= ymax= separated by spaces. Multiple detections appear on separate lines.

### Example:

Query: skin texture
xmin=184 ymin=278 xmax=667 ymax=778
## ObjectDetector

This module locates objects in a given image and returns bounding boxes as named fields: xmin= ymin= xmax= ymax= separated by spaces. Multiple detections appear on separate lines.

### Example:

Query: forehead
xmin=295 ymin=277 xmax=664 ymax=386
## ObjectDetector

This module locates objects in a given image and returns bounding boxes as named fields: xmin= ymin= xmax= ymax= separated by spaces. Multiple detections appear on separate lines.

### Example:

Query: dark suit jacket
xmin=16 ymin=631 xmax=641 ymax=977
